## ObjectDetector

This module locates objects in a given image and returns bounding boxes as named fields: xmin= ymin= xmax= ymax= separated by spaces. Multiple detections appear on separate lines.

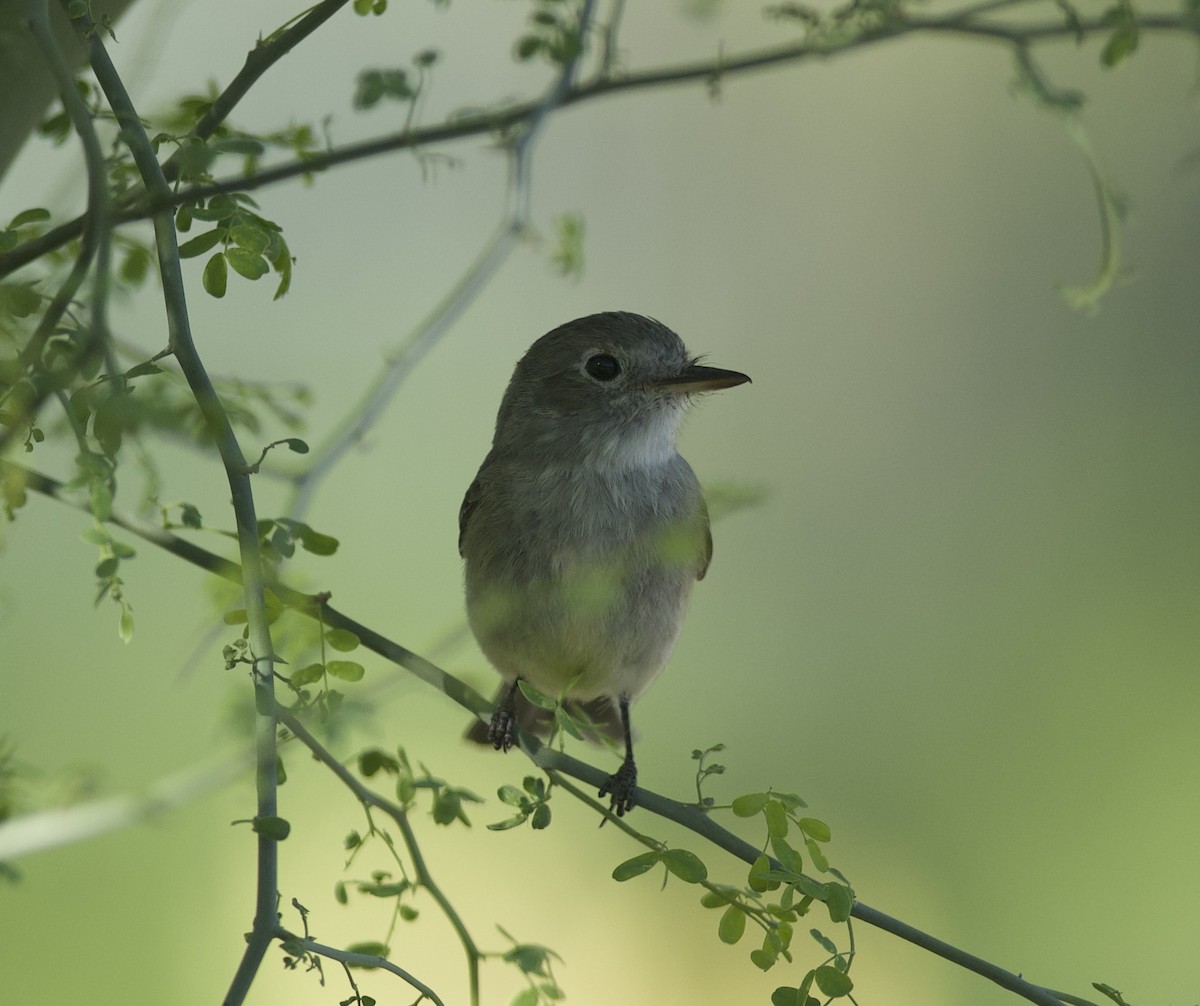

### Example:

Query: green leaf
xmin=504 ymin=943 xmax=552 ymax=975
xmin=325 ymin=628 xmax=360 ymax=652
xmin=345 ymin=941 xmax=389 ymax=962
xmin=486 ymin=814 xmax=528 ymax=832
xmin=731 ymin=792 xmax=769 ymax=817
xmin=809 ymin=928 xmax=838 ymax=955
xmin=749 ymin=852 xmax=780 ymax=892
xmin=764 ymin=799 xmax=789 ymax=838
xmin=0 ymin=282 xmax=42 ymax=317
xmin=517 ymin=680 xmax=556 ymax=710
xmin=1100 ymin=25 xmax=1138 ymax=66
xmin=252 ymin=815 xmax=291 ymax=840
xmin=297 ymin=526 xmax=339 ymax=555
xmin=118 ymin=608 xmax=134 ymax=644
xmin=497 ymin=784 xmax=526 ymax=806
xmin=662 ymin=848 xmax=708 ymax=884
xmin=771 ymin=987 xmax=803 ymax=1006
xmin=283 ymin=437 xmax=309 ymax=454
xmin=358 ymin=748 xmax=399 ymax=776
xmin=230 ymin=223 xmax=271 ymax=255
xmin=824 ymin=883 xmax=853 ymax=923
xmin=326 ymin=660 xmax=364 ymax=682
xmin=289 ymin=667 xmax=324 ymax=691
xmin=805 ymin=837 xmax=830 ymax=873
xmin=202 ymin=251 xmax=227 ymax=297
xmin=530 ymin=803 xmax=552 ymax=829
xmin=751 ymin=947 xmax=777 ymax=971
xmin=95 ymin=556 xmax=119 ymax=579
xmin=515 ymin=35 xmax=543 ymax=60
xmin=700 ymin=888 xmax=736 ymax=908
xmin=553 ymin=704 xmax=584 ymax=740
xmin=798 ymin=817 xmax=831 ymax=842
xmin=717 ymin=904 xmax=746 ymax=944
xmin=612 ymin=850 xmax=661 ymax=881
xmin=89 ymin=478 xmax=112 ymax=521
xmin=510 ymin=989 xmax=539 ymax=1006
xmin=10 ymin=208 xmax=51 ymax=228
xmin=770 ymin=836 xmax=803 ymax=875
xmin=177 ymin=228 xmax=223 ymax=258
xmin=180 ymin=503 xmax=202 ymax=528
xmin=813 ymin=965 xmax=853 ymax=998
xmin=225 ymin=247 xmax=268 ymax=280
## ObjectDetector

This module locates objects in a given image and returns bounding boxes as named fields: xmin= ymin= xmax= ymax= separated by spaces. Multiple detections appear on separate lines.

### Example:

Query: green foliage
xmin=514 ymin=0 xmax=586 ymax=65
xmin=692 ymin=742 xmax=727 ymax=806
xmin=612 ymin=844 xmax=709 ymax=886
xmin=1100 ymin=1 xmax=1139 ymax=67
xmin=354 ymin=50 xmax=438 ymax=112
xmin=614 ymin=751 xmax=854 ymax=1000
xmin=488 ymin=775 xmax=554 ymax=831
xmin=498 ymin=925 xmax=566 ymax=1006
xmin=79 ymin=520 xmax=136 ymax=641
xmin=252 ymin=815 xmax=292 ymax=840
xmin=549 ymin=213 xmax=584 ymax=278
xmin=178 ymin=194 xmax=293 ymax=300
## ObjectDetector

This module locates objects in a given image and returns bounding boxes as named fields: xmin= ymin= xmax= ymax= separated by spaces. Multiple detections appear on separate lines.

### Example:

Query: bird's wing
xmin=697 ymin=494 xmax=713 ymax=582
xmin=458 ymin=475 xmax=483 ymax=557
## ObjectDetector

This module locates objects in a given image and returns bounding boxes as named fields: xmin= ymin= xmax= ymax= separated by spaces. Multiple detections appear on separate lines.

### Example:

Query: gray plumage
xmin=460 ymin=312 xmax=749 ymax=813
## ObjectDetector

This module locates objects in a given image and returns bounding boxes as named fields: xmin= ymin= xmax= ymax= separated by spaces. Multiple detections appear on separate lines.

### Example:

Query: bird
xmin=460 ymin=312 xmax=749 ymax=815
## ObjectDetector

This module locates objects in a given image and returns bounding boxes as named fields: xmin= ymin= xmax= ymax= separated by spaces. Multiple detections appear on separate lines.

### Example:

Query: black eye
xmin=585 ymin=354 xmax=621 ymax=382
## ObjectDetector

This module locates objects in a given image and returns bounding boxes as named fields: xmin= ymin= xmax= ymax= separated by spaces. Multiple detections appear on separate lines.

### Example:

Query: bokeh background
xmin=2 ymin=1 xmax=1198 ymax=1004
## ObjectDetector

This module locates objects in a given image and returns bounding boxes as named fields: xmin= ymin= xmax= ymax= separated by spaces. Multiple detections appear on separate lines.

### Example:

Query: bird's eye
xmin=585 ymin=354 xmax=621 ymax=382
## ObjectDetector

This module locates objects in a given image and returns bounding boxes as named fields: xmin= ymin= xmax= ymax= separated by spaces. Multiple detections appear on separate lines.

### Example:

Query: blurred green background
xmin=1 ymin=2 xmax=1198 ymax=1004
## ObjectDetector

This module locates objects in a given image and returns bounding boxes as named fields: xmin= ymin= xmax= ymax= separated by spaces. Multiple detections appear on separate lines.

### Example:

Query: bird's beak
xmin=654 ymin=363 xmax=751 ymax=394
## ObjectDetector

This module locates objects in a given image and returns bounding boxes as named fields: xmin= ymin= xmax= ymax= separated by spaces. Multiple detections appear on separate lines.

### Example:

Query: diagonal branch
xmin=8 ymin=456 xmax=1097 ymax=1006
xmin=276 ymin=929 xmax=446 ymax=1006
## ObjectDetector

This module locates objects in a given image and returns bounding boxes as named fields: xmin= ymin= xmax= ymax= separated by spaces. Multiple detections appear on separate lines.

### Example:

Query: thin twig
xmin=276 ymin=929 xmax=446 ymax=1006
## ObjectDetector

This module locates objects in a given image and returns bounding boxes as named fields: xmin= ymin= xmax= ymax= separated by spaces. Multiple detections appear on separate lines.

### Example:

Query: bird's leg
xmin=488 ymin=677 xmax=522 ymax=752
xmin=598 ymin=695 xmax=638 ymax=816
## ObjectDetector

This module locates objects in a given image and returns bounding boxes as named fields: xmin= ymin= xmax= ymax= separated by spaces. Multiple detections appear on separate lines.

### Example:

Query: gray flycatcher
xmin=460 ymin=312 xmax=749 ymax=815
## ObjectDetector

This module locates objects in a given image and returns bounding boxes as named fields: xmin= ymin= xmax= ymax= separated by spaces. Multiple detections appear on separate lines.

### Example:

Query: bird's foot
xmin=487 ymin=683 xmax=519 ymax=751
xmin=599 ymin=757 xmax=638 ymax=817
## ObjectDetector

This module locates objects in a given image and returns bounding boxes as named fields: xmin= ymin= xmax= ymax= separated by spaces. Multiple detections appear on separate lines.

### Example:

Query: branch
xmin=8 ymin=457 xmax=1098 ymax=1006
xmin=277 ymin=706 xmax=483 ymax=1005
xmin=0 ymin=752 xmax=250 ymax=861
xmin=158 ymin=0 xmax=354 ymax=183
xmin=56 ymin=7 xmax=284 ymax=1005
xmin=3 ymin=5 xmax=1194 ymax=279
xmin=284 ymin=0 xmax=601 ymax=520
xmin=1 ymin=0 xmax=114 ymax=457
xmin=276 ymin=929 xmax=446 ymax=1006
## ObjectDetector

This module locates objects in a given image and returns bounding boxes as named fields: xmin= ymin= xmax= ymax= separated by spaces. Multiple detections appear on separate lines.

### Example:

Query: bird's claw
xmin=599 ymin=758 xmax=638 ymax=817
